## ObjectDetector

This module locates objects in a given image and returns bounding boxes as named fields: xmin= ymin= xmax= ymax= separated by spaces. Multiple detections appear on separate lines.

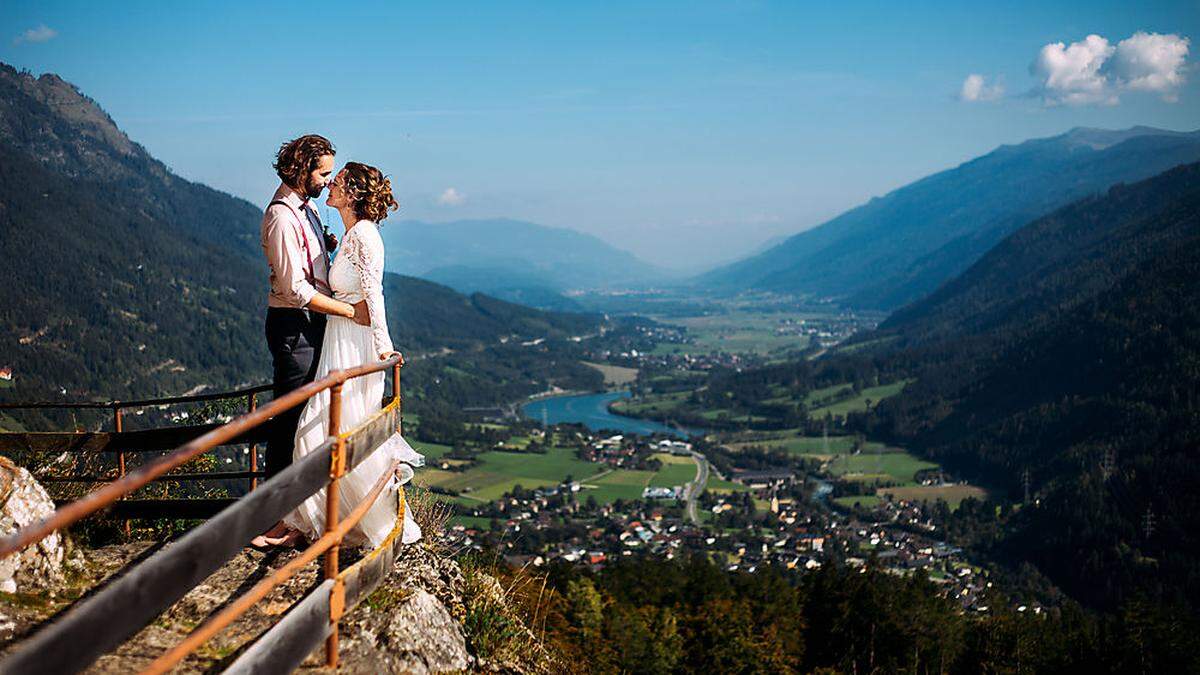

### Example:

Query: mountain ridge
xmin=383 ymin=217 xmax=671 ymax=299
xmin=0 ymin=63 xmax=602 ymax=412
xmin=699 ymin=125 xmax=1200 ymax=310
xmin=848 ymin=161 xmax=1200 ymax=610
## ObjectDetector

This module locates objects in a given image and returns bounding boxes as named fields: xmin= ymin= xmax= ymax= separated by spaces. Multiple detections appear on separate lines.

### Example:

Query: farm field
xmin=583 ymin=469 xmax=657 ymax=504
xmin=832 ymin=335 xmax=900 ymax=355
xmin=610 ymin=390 xmax=690 ymax=416
xmin=697 ymin=409 xmax=770 ymax=424
xmin=726 ymin=434 xmax=877 ymax=458
xmin=739 ymin=377 xmax=914 ymax=419
xmin=415 ymin=446 xmax=604 ymax=502
xmin=761 ymin=382 xmax=851 ymax=406
xmin=648 ymin=453 xmax=698 ymax=488
xmin=410 ymin=441 xmax=453 ymax=461
xmin=581 ymin=361 xmax=639 ymax=386
xmin=648 ymin=311 xmax=817 ymax=356
xmin=495 ymin=435 xmax=536 ymax=449
xmin=450 ymin=515 xmax=495 ymax=530
xmin=880 ymin=484 xmax=989 ymax=509
xmin=706 ymin=475 xmax=751 ymax=493
xmin=809 ymin=379 xmax=915 ymax=418
xmin=804 ymin=383 xmax=854 ymax=406
xmin=825 ymin=451 xmax=938 ymax=486
xmin=833 ymin=494 xmax=883 ymax=509
xmin=419 ymin=448 xmax=707 ymax=506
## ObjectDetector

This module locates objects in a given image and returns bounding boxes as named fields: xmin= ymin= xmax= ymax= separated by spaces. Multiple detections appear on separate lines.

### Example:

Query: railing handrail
xmin=140 ymin=459 xmax=402 ymax=675
xmin=0 ymin=383 xmax=274 ymax=411
xmin=0 ymin=355 xmax=402 ymax=560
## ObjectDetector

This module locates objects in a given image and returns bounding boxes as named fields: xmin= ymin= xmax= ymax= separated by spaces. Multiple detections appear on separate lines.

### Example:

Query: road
xmin=684 ymin=451 xmax=710 ymax=525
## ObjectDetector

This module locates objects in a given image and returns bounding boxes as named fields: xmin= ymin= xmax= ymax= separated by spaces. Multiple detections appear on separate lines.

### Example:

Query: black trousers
xmin=264 ymin=307 xmax=326 ymax=482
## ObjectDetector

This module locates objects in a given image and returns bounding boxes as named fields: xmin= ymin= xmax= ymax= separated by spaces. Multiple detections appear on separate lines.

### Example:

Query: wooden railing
xmin=0 ymin=384 xmax=275 ymax=522
xmin=0 ymin=355 xmax=407 ymax=674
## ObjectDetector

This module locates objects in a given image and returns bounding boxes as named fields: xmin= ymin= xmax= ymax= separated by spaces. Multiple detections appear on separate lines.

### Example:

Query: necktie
xmin=301 ymin=203 xmax=332 ymax=267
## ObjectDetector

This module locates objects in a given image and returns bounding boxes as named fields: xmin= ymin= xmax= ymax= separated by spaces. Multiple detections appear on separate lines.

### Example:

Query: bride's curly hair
xmin=339 ymin=162 xmax=400 ymax=223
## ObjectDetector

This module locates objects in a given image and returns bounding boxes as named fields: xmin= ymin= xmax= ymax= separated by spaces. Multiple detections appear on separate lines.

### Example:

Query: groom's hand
xmin=351 ymin=300 xmax=371 ymax=326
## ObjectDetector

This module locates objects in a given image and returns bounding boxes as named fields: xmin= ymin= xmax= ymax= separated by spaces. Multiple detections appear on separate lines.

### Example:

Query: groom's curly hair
xmin=274 ymin=134 xmax=335 ymax=187
xmin=339 ymin=162 xmax=400 ymax=223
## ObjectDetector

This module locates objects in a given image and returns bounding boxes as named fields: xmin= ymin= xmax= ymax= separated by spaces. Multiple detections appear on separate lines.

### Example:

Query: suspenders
xmin=269 ymin=199 xmax=332 ymax=284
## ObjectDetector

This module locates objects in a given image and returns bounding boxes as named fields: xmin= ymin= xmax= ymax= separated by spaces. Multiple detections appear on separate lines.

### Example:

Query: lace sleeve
xmin=347 ymin=224 xmax=394 ymax=356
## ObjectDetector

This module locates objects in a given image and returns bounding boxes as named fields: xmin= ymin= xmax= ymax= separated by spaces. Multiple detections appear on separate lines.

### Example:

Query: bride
xmin=259 ymin=162 xmax=423 ymax=549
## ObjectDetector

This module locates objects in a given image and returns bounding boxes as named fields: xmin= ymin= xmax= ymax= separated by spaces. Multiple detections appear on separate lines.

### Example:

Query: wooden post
xmin=392 ymin=361 xmax=402 ymax=434
xmin=247 ymin=393 xmax=258 ymax=491
xmin=115 ymin=407 xmax=129 ymax=538
xmin=325 ymin=383 xmax=344 ymax=668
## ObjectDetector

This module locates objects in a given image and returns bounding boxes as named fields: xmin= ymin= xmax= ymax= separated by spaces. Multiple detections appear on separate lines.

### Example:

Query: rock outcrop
xmin=0 ymin=459 xmax=550 ymax=672
xmin=0 ymin=456 xmax=68 ymax=594
xmin=0 ymin=534 xmax=552 ymax=673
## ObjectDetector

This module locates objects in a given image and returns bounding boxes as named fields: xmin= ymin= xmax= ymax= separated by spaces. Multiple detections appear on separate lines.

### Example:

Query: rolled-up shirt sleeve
xmin=263 ymin=207 xmax=318 ymax=307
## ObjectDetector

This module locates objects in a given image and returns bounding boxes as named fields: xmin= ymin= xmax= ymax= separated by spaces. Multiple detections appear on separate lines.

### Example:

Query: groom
xmin=260 ymin=134 xmax=368 ymax=487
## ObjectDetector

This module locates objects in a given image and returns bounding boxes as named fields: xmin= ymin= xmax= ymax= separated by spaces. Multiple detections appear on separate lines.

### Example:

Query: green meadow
xmin=648 ymin=311 xmax=817 ymax=356
xmin=706 ymin=475 xmax=751 ymax=494
xmin=833 ymin=494 xmax=884 ymax=509
xmin=648 ymin=454 xmax=698 ymax=488
xmin=583 ymin=469 xmax=657 ymax=504
xmin=420 ymin=449 xmax=704 ymax=506
xmin=410 ymin=441 xmax=454 ymax=461
xmin=808 ymin=380 xmax=914 ymax=418
xmin=825 ymin=451 xmax=938 ymax=487
xmin=416 ymin=446 xmax=602 ymax=502
xmin=727 ymin=433 xmax=877 ymax=458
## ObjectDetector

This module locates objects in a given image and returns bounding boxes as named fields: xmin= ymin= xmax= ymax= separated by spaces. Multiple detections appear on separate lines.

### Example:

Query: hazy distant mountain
xmin=699 ymin=126 xmax=1200 ymax=310
xmin=0 ymin=63 xmax=600 ymax=405
xmin=419 ymin=265 xmax=585 ymax=312
xmin=382 ymin=218 xmax=670 ymax=301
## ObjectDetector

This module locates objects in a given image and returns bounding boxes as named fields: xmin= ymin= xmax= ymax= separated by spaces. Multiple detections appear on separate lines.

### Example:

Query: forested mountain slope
xmin=0 ymin=141 xmax=264 ymax=400
xmin=0 ymin=64 xmax=601 ymax=412
xmin=852 ymin=162 xmax=1200 ymax=610
xmin=0 ymin=64 xmax=265 ymax=259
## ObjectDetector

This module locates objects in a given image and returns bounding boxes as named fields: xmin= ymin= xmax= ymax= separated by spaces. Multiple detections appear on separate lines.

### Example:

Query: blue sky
xmin=3 ymin=1 xmax=1198 ymax=270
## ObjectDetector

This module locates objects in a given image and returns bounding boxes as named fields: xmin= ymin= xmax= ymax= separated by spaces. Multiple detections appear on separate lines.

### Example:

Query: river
xmin=520 ymin=391 xmax=702 ymax=439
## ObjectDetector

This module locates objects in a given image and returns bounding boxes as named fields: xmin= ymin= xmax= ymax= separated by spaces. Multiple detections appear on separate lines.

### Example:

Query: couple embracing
xmin=254 ymin=134 xmax=423 ymax=549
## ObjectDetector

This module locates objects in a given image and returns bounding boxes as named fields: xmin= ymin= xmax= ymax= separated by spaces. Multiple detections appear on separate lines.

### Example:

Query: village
xmin=439 ymin=427 xmax=1029 ymax=616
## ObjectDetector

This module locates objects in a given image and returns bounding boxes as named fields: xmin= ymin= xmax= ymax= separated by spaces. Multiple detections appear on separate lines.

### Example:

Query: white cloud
xmin=959 ymin=74 xmax=1004 ymax=102
xmin=1030 ymin=31 xmax=1190 ymax=106
xmin=436 ymin=187 xmax=466 ymax=206
xmin=1032 ymin=34 xmax=1116 ymax=106
xmin=1107 ymin=31 xmax=1190 ymax=101
xmin=13 ymin=25 xmax=58 ymax=46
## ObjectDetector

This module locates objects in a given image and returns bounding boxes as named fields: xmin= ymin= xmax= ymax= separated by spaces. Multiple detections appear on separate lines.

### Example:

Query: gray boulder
xmin=0 ymin=456 xmax=65 ymax=593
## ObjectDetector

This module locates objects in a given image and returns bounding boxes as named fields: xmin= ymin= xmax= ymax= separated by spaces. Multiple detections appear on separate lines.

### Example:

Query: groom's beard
xmin=304 ymin=182 xmax=325 ymax=200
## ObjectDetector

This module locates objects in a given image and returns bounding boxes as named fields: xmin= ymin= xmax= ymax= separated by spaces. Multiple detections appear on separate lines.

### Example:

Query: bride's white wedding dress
xmin=284 ymin=219 xmax=423 ymax=547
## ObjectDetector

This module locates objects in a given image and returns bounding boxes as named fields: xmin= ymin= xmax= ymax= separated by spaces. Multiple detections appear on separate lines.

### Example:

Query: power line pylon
xmin=1100 ymin=447 xmax=1115 ymax=481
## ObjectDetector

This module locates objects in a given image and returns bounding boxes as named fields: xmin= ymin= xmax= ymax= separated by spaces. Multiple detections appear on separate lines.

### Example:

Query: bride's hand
xmin=351 ymin=300 xmax=371 ymax=326
xmin=380 ymin=351 xmax=403 ymax=364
